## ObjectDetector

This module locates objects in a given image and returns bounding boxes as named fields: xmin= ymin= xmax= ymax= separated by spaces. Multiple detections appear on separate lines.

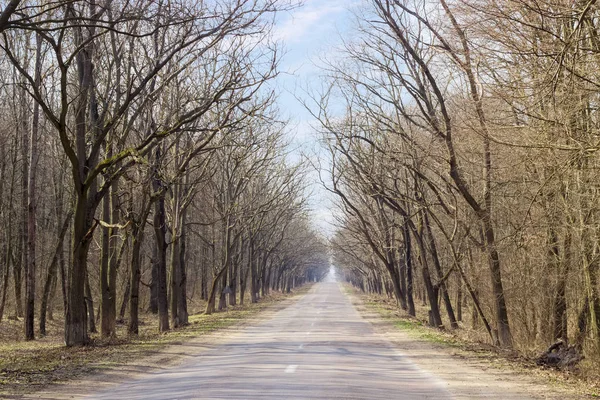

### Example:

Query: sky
xmin=271 ymin=0 xmax=358 ymax=238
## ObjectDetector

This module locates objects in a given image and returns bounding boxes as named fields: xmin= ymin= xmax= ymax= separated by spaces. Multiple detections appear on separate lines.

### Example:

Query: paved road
xmin=89 ymin=279 xmax=452 ymax=399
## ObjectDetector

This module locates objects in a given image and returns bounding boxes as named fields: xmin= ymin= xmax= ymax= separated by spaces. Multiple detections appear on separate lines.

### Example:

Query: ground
xmin=345 ymin=287 xmax=598 ymax=399
xmin=0 ymin=289 xmax=307 ymax=398
xmin=1 ymin=282 xmax=597 ymax=399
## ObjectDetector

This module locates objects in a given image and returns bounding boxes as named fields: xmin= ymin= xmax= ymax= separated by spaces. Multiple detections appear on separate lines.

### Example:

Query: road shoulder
xmin=11 ymin=286 xmax=314 ymax=400
xmin=343 ymin=285 xmax=594 ymax=399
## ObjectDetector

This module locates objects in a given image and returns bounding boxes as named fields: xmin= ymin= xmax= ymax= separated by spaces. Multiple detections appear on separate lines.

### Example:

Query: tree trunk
xmin=39 ymin=213 xmax=71 ymax=336
xmin=177 ymin=208 xmax=188 ymax=325
xmin=0 ymin=244 xmax=10 ymax=323
xmin=128 ymin=199 xmax=151 ymax=335
xmin=206 ymin=265 xmax=228 ymax=315
xmin=153 ymin=147 xmax=169 ymax=332
xmin=553 ymin=230 xmax=570 ymax=343
xmin=404 ymin=222 xmax=415 ymax=317
xmin=84 ymin=268 xmax=96 ymax=333
xmin=228 ymin=237 xmax=238 ymax=306
xmin=412 ymin=224 xmax=442 ymax=328
xmin=149 ymin=243 xmax=158 ymax=314
xmin=100 ymin=188 xmax=111 ymax=337
xmin=423 ymin=212 xmax=458 ymax=329
xmin=24 ymin=33 xmax=41 ymax=341
xmin=118 ymin=277 xmax=130 ymax=323
xmin=65 ymin=192 xmax=93 ymax=346
xmin=154 ymin=198 xmax=169 ymax=332
xmin=59 ymin=243 xmax=67 ymax=320
xmin=169 ymin=236 xmax=181 ymax=327
xmin=250 ymin=239 xmax=258 ymax=303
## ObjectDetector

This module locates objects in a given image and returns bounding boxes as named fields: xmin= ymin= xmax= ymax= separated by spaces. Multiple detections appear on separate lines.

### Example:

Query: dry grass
xmin=0 ymin=286 xmax=312 ymax=396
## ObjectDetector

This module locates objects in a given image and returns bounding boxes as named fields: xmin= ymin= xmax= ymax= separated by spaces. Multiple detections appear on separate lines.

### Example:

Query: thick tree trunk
xmin=412 ymin=224 xmax=442 ymax=328
xmin=553 ymin=230 xmax=570 ymax=343
xmin=486 ymin=225 xmax=512 ymax=347
xmin=65 ymin=192 xmax=93 ymax=346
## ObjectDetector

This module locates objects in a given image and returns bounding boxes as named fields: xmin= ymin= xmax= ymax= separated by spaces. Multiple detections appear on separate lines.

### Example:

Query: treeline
xmin=318 ymin=0 xmax=600 ymax=360
xmin=0 ymin=0 xmax=328 ymax=346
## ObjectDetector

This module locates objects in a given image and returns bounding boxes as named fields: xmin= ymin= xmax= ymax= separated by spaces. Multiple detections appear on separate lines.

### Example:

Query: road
xmin=88 ymin=278 xmax=451 ymax=399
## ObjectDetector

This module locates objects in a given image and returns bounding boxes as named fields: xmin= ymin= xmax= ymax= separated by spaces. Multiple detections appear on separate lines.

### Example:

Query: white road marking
xmin=285 ymin=365 xmax=298 ymax=373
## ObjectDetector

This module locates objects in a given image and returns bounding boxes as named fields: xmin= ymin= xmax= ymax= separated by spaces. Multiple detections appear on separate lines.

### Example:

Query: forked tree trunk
xmin=412 ymin=223 xmax=442 ymax=328
xmin=423 ymin=212 xmax=458 ymax=329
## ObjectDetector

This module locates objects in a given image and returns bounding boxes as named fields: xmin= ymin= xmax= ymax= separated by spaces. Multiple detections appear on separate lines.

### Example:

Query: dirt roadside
xmin=7 ymin=286 xmax=316 ymax=400
xmin=345 ymin=287 xmax=594 ymax=399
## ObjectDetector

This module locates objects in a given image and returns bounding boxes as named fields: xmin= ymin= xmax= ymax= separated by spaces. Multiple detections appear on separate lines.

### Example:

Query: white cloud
xmin=273 ymin=1 xmax=348 ymax=44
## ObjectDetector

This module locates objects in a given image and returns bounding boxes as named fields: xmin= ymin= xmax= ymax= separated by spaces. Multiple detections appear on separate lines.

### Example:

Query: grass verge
xmin=343 ymin=284 xmax=600 ymax=398
xmin=0 ymin=286 xmax=312 ymax=397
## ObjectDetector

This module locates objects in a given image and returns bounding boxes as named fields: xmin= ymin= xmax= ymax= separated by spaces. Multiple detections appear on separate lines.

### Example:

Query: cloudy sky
xmin=272 ymin=0 xmax=358 ymax=237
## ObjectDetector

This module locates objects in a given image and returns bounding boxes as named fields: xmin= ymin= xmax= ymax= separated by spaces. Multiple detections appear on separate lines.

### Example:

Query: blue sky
xmin=272 ymin=0 xmax=358 ymax=237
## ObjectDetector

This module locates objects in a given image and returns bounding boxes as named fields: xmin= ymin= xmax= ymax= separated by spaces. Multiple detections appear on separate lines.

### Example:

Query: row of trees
xmin=0 ymin=0 xmax=328 ymax=346
xmin=319 ymin=0 xmax=600 ymax=361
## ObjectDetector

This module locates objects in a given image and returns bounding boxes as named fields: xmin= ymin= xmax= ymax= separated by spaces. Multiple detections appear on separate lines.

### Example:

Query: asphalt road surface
xmin=88 ymin=278 xmax=452 ymax=399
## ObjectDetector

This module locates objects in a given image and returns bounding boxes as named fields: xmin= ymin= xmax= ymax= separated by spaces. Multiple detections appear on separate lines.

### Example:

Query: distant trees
xmin=318 ymin=0 xmax=600 ymax=359
xmin=0 ymin=0 xmax=328 ymax=346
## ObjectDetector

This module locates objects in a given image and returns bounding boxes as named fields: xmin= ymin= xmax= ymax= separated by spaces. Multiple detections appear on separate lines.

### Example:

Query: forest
xmin=0 ymin=0 xmax=329 ymax=347
xmin=2 ymin=0 xmax=600 ymax=382
xmin=318 ymin=0 xmax=600 ymax=372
